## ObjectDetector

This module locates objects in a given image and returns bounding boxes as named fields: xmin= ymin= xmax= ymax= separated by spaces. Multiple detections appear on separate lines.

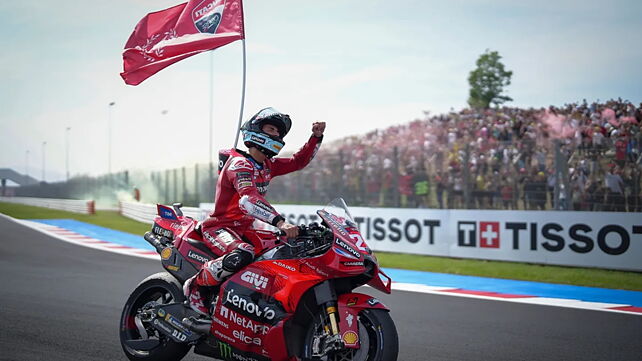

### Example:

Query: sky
xmin=1 ymin=0 xmax=641 ymax=183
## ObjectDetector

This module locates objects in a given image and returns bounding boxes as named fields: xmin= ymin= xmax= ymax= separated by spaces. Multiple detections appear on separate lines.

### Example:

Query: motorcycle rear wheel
xmin=119 ymin=272 xmax=191 ymax=361
xmin=302 ymin=308 xmax=399 ymax=361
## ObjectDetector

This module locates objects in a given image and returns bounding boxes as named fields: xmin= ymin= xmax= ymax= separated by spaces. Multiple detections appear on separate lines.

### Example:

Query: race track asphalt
xmin=0 ymin=215 xmax=640 ymax=361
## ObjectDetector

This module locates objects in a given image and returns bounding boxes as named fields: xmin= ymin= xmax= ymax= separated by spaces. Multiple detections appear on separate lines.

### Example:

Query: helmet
xmin=240 ymin=107 xmax=292 ymax=157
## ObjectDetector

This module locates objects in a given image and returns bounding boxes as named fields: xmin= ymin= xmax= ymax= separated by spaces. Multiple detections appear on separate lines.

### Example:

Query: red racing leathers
xmin=204 ymin=134 xmax=322 ymax=235
xmin=189 ymin=135 xmax=322 ymax=299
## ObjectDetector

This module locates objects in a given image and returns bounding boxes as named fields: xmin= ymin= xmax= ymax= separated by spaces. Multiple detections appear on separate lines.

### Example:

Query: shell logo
xmin=160 ymin=248 xmax=172 ymax=260
xmin=342 ymin=331 xmax=359 ymax=346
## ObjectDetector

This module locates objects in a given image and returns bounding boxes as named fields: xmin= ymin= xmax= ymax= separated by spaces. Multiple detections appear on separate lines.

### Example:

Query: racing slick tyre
xmin=119 ymin=272 xmax=191 ymax=361
xmin=302 ymin=308 xmax=399 ymax=361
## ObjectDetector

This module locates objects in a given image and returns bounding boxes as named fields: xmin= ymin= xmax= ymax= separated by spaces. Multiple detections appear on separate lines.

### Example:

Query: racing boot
xmin=184 ymin=258 xmax=233 ymax=316
xmin=183 ymin=276 xmax=210 ymax=317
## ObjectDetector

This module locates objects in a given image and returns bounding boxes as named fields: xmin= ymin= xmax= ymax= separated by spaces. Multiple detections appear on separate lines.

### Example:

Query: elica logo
xmin=240 ymin=271 xmax=268 ymax=289
xmin=458 ymin=221 xmax=500 ymax=248
xmin=233 ymin=329 xmax=262 ymax=346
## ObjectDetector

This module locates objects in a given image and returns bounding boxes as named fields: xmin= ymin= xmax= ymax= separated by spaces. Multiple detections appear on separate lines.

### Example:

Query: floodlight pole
xmin=42 ymin=141 xmax=47 ymax=182
xmin=65 ymin=127 xmax=71 ymax=181
xmin=25 ymin=150 xmax=30 ymax=184
xmin=108 ymin=102 xmax=116 ymax=174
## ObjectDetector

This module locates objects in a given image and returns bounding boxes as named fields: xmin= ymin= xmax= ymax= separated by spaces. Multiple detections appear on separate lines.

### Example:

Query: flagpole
xmin=208 ymin=51 xmax=215 ymax=200
xmin=209 ymin=52 xmax=214 ymax=167
xmin=233 ymin=38 xmax=247 ymax=148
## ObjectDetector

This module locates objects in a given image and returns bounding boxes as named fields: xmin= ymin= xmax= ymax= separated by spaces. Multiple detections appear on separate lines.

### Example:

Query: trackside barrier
xmin=148 ymin=202 xmax=642 ymax=271
xmin=271 ymin=204 xmax=642 ymax=272
xmin=0 ymin=196 xmax=95 ymax=215
xmin=119 ymin=201 xmax=207 ymax=224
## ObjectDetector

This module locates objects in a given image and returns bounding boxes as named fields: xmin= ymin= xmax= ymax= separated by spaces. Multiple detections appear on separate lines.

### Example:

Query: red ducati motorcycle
xmin=119 ymin=198 xmax=398 ymax=361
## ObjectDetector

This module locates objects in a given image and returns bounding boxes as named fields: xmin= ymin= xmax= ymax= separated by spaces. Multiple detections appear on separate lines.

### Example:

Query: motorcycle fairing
xmin=209 ymin=261 xmax=325 ymax=359
xmin=159 ymin=244 xmax=199 ymax=283
xmin=194 ymin=338 xmax=272 ymax=361
xmin=318 ymin=208 xmax=393 ymax=294
xmin=336 ymin=292 xmax=390 ymax=349
xmin=367 ymin=267 xmax=392 ymax=294
xmin=157 ymin=204 xmax=178 ymax=220
xmin=210 ymin=279 xmax=288 ymax=356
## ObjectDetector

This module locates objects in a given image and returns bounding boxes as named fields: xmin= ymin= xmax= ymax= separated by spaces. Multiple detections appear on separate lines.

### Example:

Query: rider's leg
xmin=184 ymin=228 xmax=254 ymax=315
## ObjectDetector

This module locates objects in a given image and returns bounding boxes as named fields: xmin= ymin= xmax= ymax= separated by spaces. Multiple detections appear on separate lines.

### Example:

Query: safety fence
xmin=8 ymin=138 xmax=642 ymax=212
xmin=0 ymin=196 xmax=95 ymax=214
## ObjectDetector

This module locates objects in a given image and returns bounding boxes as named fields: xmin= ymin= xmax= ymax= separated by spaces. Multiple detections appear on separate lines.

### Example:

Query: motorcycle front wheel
xmin=302 ymin=308 xmax=399 ymax=361
xmin=119 ymin=272 xmax=191 ymax=361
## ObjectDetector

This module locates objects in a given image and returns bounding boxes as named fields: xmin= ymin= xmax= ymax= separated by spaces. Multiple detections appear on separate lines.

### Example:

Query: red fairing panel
xmin=367 ymin=267 xmax=393 ymax=294
xmin=337 ymin=293 xmax=389 ymax=349
xmin=210 ymin=260 xmax=324 ymax=359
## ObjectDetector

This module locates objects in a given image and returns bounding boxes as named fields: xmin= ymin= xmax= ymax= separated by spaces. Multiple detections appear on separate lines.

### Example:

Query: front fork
xmin=314 ymin=281 xmax=344 ymax=354
xmin=312 ymin=282 xmax=391 ymax=355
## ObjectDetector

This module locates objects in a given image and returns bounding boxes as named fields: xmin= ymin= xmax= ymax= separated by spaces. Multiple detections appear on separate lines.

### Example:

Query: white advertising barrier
xmin=272 ymin=204 xmax=642 ymax=272
xmin=0 ymin=196 xmax=95 ymax=214
xmin=119 ymin=201 xmax=207 ymax=224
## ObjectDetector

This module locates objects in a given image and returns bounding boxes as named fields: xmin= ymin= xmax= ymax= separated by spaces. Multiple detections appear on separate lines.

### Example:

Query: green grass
xmin=1 ymin=201 xmax=640 ymax=291
xmin=376 ymin=252 xmax=642 ymax=291
xmin=0 ymin=202 xmax=150 ymax=236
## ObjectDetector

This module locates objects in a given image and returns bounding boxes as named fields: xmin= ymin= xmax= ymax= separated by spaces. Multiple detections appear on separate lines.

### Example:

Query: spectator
xmin=605 ymin=166 xmax=625 ymax=211
xmin=267 ymin=98 xmax=641 ymax=212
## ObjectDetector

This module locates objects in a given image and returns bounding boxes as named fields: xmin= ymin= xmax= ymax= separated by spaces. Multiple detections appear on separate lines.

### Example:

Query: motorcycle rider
xmin=184 ymin=107 xmax=325 ymax=316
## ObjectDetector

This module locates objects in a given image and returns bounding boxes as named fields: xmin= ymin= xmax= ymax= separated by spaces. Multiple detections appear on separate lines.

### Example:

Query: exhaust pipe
xmin=182 ymin=317 xmax=212 ymax=334
xmin=143 ymin=232 xmax=171 ymax=253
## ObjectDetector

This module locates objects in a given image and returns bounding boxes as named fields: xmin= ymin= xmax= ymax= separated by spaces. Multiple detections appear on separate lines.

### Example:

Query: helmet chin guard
xmin=242 ymin=130 xmax=285 ymax=158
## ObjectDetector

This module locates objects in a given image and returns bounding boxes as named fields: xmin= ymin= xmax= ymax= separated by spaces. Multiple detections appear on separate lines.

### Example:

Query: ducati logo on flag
xmin=192 ymin=0 xmax=226 ymax=34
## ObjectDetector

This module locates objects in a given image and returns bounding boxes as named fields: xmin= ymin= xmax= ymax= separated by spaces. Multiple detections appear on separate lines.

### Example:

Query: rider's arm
xmin=269 ymin=135 xmax=322 ymax=177
xmin=226 ymin=157 xmax=285 ymax=227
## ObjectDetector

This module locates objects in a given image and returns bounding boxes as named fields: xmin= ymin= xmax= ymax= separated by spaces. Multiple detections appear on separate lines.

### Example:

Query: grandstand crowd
xmin=271 ymin=98 xmax=642 ymax=212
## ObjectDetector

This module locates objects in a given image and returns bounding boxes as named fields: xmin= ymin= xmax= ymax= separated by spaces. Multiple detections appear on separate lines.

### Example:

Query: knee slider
xmin=222 ymin=248 xmax=254 ymax=272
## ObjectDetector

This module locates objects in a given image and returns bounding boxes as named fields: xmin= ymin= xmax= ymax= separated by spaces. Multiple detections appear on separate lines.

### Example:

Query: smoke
xmin=539 ymin=109 xmax=576 ymax=139
xmin=75 ymin=171 xmax=163 ymax=209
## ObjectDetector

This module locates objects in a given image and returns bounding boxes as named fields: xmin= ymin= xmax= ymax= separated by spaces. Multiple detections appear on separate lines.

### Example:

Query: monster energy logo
xmin=219 ymin=342 xmax=232 ymax=360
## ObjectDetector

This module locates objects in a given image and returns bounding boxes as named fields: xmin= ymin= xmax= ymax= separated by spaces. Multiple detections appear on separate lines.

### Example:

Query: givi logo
xmin=240 ymin=271 xmax=268 ymax=290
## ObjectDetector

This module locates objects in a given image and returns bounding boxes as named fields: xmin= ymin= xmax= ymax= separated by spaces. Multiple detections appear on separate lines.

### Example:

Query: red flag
xmin=121 ymin=0 xmax=244 ymax=86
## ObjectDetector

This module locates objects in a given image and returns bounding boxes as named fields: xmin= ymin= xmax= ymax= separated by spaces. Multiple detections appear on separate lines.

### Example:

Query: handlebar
xmin=276 ymin=224 xmax=313 ymax=238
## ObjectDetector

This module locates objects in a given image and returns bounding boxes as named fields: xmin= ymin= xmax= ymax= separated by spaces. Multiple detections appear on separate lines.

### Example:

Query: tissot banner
xmin=270 ymin=204 xmax=642 ymax=272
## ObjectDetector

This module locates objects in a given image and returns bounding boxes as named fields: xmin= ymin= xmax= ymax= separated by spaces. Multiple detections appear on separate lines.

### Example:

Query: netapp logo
xmin=458 ymin=221 xmax=500 ymax=248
